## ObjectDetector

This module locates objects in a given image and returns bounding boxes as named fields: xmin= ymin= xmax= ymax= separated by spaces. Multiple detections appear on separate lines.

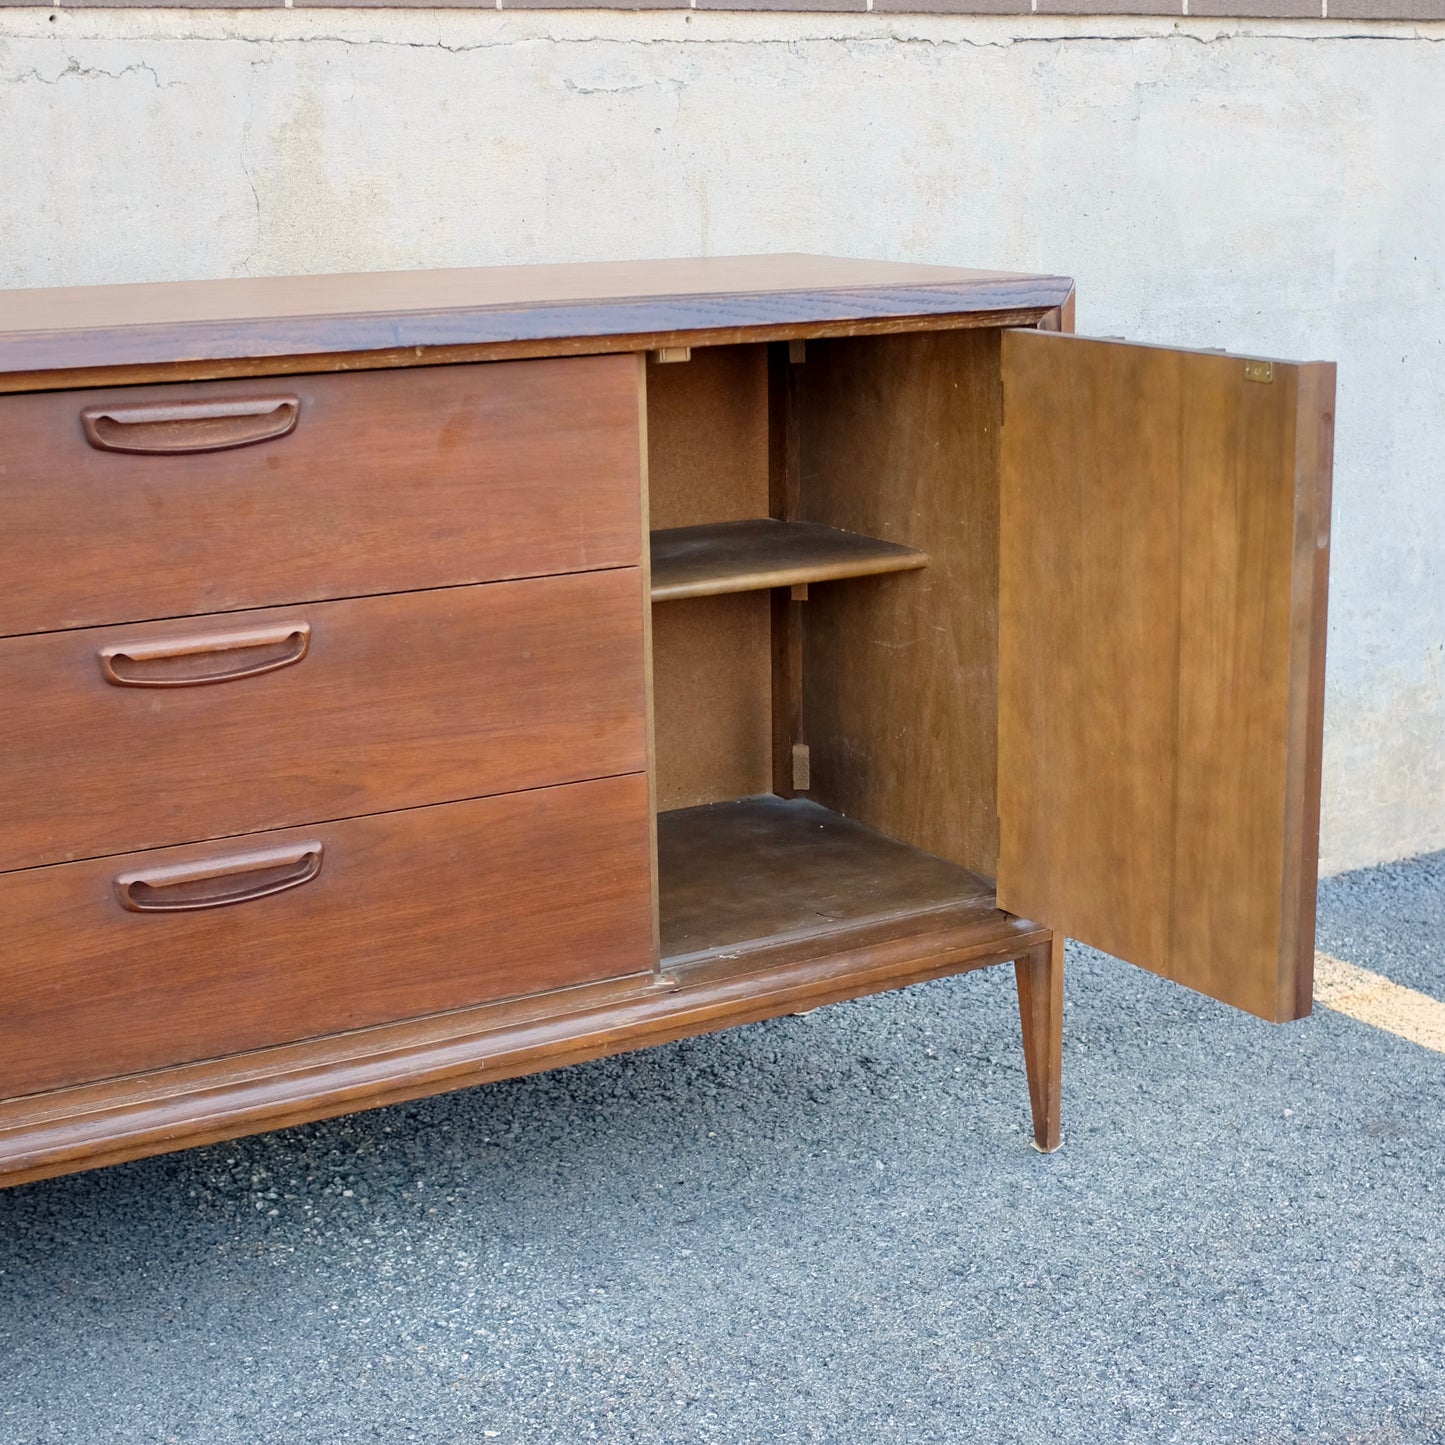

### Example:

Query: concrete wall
xmin=2 ymin=10 xmax=1442 ymax=873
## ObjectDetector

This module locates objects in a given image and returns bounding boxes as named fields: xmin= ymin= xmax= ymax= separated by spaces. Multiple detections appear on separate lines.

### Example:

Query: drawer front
xmin=0 ymin=774 xmax=654 ymax=1098
xmin=0 ymin=354 xmax=642 ymax=637
xmin=0 ymin=570 xmax=647 ymax=873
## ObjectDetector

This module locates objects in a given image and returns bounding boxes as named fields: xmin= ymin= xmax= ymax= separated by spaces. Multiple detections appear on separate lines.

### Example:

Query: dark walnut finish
xmin=0 ymin=254 xmax=1074 ymax=384
xmin=0 ymin=354 xmax=642 ymax=637
xmin=0 ymin=775 xmax=655 ymax=1100
xmin=0 ymin=910 xmax=1053 ymax=1189
xmin=0 ymin=253 xmax=1333 ymax=1186
xmin=0 ymin=571 xmax=647 ymax=872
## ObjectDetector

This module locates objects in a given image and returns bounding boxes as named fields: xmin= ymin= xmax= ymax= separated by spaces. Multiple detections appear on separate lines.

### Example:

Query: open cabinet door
xmin=997 ymin=331 xmax=1334 ymax=1022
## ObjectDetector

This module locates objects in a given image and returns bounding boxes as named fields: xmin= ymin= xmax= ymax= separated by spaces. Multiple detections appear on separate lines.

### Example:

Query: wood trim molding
xmin=0 ymin=909 xmax=1049 ymax=1188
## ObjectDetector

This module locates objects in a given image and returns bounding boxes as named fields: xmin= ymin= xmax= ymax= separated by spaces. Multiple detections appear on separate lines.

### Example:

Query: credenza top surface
xmin=0 ymin=253 xmax=1075 ymax=378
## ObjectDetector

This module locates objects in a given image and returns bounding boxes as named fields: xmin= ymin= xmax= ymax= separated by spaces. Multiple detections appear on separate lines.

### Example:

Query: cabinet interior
xmin=646 ymin=329 xmax=1005 ymax=971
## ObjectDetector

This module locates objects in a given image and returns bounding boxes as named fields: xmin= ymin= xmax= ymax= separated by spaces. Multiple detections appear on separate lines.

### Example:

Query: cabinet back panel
xmin=798 ymin=330 xmax=1002 ymax=878
xmin=651 ymin=593 xmax=773 ymax=811
xmin=646 ymin=345 xmax=770 ymax=530
xmin=647 ymin=345 xmax=774 ymax=811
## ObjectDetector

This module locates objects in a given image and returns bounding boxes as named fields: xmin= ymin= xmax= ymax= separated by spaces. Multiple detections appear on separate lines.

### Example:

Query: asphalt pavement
xmin=2 ymin=848 xmax=1442 ymax=1444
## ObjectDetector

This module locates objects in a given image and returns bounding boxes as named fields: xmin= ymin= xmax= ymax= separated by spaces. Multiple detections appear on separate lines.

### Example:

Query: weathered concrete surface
xmin=1 ymin=11 xmax=1441 ymax=872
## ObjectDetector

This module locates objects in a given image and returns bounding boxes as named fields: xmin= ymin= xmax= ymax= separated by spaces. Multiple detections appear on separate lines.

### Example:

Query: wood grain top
xmin=0 ymin=254 xmax=1075 ymax=376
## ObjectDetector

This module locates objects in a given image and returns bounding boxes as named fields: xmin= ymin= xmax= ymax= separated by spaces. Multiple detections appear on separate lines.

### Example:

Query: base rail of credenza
xmin=0 ymin=909 xmax=1057 ymax=1188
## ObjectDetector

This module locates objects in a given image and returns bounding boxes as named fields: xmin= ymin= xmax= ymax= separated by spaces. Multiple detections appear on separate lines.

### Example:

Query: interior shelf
xmin=658 ymin=795 xmax=1001 ymax=970
xmin=650 ymin=519 xmax=928 ymax=603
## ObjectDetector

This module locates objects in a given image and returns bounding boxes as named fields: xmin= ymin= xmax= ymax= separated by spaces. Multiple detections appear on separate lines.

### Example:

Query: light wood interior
xmin=646 ymin=345 xmax=770 ymax=529
xmin=645 ymin=332 xmax=1005 ymax=965
xmin=651 ymin=594 xmax=773 ymax=811
xmin=658 ymin=796 xmax=1003 ymax=971
xmin=647 ymin=347 xmax=774 ymax=812
xmin=800 ymin=329 xmax=1002 ymax=878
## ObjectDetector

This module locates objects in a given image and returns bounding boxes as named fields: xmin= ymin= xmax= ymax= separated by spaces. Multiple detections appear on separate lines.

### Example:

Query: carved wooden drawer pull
xmin=99 ymin=622 xmax=310 ymax=688
xmin=80 ymin=395 xmax=300 ymax=454
xmin=114 ymin=842 xmax=324 ymax=914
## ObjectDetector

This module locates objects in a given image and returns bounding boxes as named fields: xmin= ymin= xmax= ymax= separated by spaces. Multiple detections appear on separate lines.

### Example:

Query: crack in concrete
xmin=3 ymin=56 xmax=183 ymax=86
xmin=6 ymin=27 xmax=1443 ymax=63
xmin=559 ymin=74 xmax=676 ymax=93
xmin=2 ymin=19 xmax=1441 ymax=87
xmin=238 ymin=119 xmax=263 ymax=274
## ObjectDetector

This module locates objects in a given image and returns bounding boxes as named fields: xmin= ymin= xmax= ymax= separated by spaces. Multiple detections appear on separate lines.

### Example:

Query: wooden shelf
xmin=658 ymin=795 xmax=1006 ymax=970
xmin=650 ymin=519 xmax=927 ymax=603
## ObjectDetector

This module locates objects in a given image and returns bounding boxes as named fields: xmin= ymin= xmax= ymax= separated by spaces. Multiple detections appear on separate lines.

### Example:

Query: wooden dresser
xmin=0 ymin=256 xmax=1333 ymax=1186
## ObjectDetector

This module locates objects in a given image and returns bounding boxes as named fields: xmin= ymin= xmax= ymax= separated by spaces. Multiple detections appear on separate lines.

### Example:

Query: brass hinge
xmin=1244 ymin=359 xmax=1273 ymax=384
xmin=651 ymin=346 xmax=691 ymax=365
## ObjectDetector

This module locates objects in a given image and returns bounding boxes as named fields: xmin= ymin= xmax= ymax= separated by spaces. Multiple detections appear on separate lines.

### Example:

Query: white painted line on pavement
xmin=1314 ymin=951 xmax=1445 ymax=1054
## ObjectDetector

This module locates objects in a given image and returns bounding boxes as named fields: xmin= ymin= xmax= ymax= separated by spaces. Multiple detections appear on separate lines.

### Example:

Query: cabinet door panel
xmin=998 ymin=331 xmax=1333 ymax=1022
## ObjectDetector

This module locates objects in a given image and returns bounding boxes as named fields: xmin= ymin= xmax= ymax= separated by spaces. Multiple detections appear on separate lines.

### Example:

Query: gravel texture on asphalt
xmin=2 ymin=849 xmax=1442 ymax=1445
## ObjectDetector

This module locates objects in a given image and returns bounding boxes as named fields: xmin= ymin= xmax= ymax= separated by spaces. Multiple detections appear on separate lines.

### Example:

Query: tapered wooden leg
xmin=1015 ymin=934 xmax=1064 ymax=1152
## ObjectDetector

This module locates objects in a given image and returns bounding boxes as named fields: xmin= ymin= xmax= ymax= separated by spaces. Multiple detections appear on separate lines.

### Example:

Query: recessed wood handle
xmin=80 ymin=396 xmax=300 ymax=454
xmin=115 ymin=841 xmax=324 ymax=913
xmin=100 ymin=622 xmax=310 ymax=688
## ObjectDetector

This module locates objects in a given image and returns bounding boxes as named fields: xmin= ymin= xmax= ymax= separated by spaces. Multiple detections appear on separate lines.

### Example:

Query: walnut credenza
xmin=0 ymin=255 xmax=1333 ymax=1185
